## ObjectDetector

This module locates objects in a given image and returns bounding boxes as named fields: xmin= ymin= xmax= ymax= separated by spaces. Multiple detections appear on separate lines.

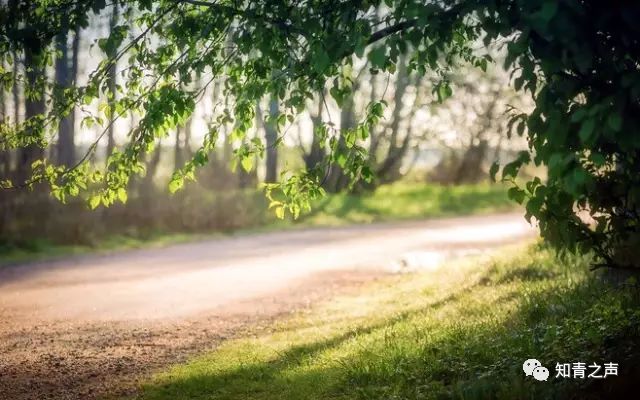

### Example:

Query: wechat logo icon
xmin=523 ymin=359 xmax=549 ymax=381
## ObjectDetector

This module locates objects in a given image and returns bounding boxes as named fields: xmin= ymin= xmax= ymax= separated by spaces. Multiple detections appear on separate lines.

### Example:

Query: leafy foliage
xmin=1 ymin=0 xmax=639 ymax=268
xmin=487 ymin=1 xmax=640 ymax=269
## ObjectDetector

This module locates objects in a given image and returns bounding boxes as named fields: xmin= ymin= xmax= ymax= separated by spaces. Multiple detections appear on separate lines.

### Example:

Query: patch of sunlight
xmin=139 ymin=242 xmax=640 ymax=400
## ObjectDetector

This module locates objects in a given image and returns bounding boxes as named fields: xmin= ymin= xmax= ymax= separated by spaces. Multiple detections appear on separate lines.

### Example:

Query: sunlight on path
xmin=0 ymin=213 xmax=534 ymax=321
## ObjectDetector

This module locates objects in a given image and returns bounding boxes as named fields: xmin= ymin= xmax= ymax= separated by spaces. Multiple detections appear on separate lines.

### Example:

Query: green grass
xmin=136 ymin=244 xmax=640 ymax=400
xmin=302 ymin=181 xmax=515 ymax=225
xmin=302 ymin=182 xmax=516 ymax=225
xmin=1 ymin=182 xmax=516 ymax=265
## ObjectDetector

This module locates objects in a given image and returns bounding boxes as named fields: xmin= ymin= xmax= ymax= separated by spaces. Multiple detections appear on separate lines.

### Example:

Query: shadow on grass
xmin=139 ymin=253 xmax=640 ymax=400
xmin=139 ymin=303 xmax=436 ymax=400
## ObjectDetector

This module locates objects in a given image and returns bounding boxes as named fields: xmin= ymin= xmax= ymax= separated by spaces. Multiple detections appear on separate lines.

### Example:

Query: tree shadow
xmin=138 ymin=257 xmax=640 ymax=400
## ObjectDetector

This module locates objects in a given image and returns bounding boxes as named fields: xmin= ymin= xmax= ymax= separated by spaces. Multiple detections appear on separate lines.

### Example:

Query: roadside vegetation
xmin=302 ymin=181 xmax=514 ymax=225
xmin=138 ymin=244 xmax=640 ymax=400
xmin=0 ymin=181 xmax=515 ymax=265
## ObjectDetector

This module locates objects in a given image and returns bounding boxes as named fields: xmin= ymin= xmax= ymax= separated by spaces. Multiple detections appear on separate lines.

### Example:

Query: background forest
xmin=0 ymin=2 xmax=529 ymax=252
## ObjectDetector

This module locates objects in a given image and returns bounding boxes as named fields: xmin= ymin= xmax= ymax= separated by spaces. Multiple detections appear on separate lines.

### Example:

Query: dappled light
xmin=139 ymin=246 xmax=639 ymax=400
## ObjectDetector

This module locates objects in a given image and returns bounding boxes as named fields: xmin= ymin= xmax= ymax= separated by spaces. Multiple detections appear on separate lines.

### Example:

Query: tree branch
xmin=366 ymin=19 xmax=418 ymax=46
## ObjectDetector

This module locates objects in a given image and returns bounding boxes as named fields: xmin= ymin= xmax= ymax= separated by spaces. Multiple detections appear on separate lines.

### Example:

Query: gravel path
xmin=0 ymin=213 xmax=534 ymax=399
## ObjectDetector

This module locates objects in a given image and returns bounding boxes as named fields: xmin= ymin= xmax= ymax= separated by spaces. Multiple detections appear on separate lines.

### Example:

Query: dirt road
xmin=0 ymin=213 xmax=534 ymax=399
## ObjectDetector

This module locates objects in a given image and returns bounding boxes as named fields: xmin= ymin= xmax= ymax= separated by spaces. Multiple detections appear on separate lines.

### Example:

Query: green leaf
xmin=329 ymin=86 xmax=344 ymax=107
xmin=275 ymin=206 xmax=285 ymax=219
xmin=525 ymin=196 xmax=543 ymax=222
xmin=241 ymin=155 xmax=253 ymax=172
xmin=117 ymin=188 xmax=128 ymax=204
xmin=169 ymin=177 xmax=184 ymax=193
xmin=354 ymin=42 xmax=366 ymax=58
xmin=436 ymin=82 xmax=452 ymax=103
xmin=607 ymin=113 xmax=622 ymax=132
xmin=344 ymin=130 xmax=356 ymax=148
xmin=368 ymin=46 xmax=387 ymax=69
xmin=489 ymin=161 xmax=500 ymax=182
xmin=537 ymin=1 xmax=558 ymax=22
xmin=507 ymin=187 xmax=526 ymax=204
xmin=312 ymin=47 xmax=330 ymax=74
xmin=479 ymin=57 xmax=488 ymax=72
xmin=336 ymin=151 xmax=348 ymax=168
xmin=570 ymin=108 xmax=587 ymax=123
xmin=97 ymin=38 xmax=108 ymax=53
xmin=89 ymin=195 xmax=101 ymax=210
xmin=578 ymin=118 xmax=596 ymax=143
xmin=590 ymin=152 xmax=606 ymax=167
xmin=502 ymin=152 xmax=529 ymax=180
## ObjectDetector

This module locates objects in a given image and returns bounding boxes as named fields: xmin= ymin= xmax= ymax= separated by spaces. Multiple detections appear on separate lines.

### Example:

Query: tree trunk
xmin=0 ymin=63 xmax=10 ymax=177
xmin=175 ymin=107 xmax=194 ymax=169
xmin=106 ymin=0 xmax=119 ymax=159
xmin=0 ymin=64 xmax=11 ymax=238
xmin=55 ymin=26 xmax=76 ymax=167
xmin=256 ymin=96 xmax=279 ymax=183
xmin=303 ymin=95 xmax=326 ymax=172
xmin=174 ymin=126 xmax=182 ymax=170
xmin=264 ymin=96 xmax=279 ymax=183
xmin=16 ymin=48 xmax=45 ymax=184
xmin=453 ymin=96 xmax=498 ymax=184
xmin=376 ymin=54 xmax=411 ymax=184
xmin=454 ymin=140 xmax=489 ymax=184
xmin=141 ymin=140 xmax=162 ymax=196
xmin=12 ymin=50 xmax=20 ymax=126
xmin=8 ymin=0 xmax=21 ymax=140
xmin=324 ymin=93 xmax=356 ymax=192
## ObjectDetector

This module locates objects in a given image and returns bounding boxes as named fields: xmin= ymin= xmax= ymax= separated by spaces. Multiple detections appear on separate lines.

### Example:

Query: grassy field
xmin=1 ymin=182 xmax=515 ymax=265
xmin=137 ymin=244 xmax=640 ymax=400
xmin=302 ymin=182 xmax=515 ymax=225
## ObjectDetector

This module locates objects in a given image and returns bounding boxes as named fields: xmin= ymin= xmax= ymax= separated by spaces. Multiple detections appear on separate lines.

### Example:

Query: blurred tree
xmin=324 ymin=75 xmax=358 ymax=193
xmin=11 ymin=48 xmax=19 ymax=141
xmin=105 ymin=0 xmax=119 ymax=159
xmin=264 ymin=97 xmax=279 ymax=183
xmin=321 ymin=54 xmax=428 ymax=192
xmin=140 ymin=139 xmax=162 ymax=196
xmin=300 ymin=93 xmax=326 ymax=175
xmin=175 ymin=77 xmax=198 ymax=171
xmin=369 ymin=53 xmax=428 ymax=187
xmin=55 ymin=20 xmax=80 ymax=168
xmin=16 ymin=48 xmax=45 ymax=184
xmin=428 ymin=65 xmax=526 ymax=185
xmin=256 ymin=95 xmax=279 ymax=183
xmin=0 ymin=60 xmax=9 ymax=176
xmin=1 ymin=0 xmax=639 ymax=270
xmin=174 ymin=119 xmax=192 ymax=170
